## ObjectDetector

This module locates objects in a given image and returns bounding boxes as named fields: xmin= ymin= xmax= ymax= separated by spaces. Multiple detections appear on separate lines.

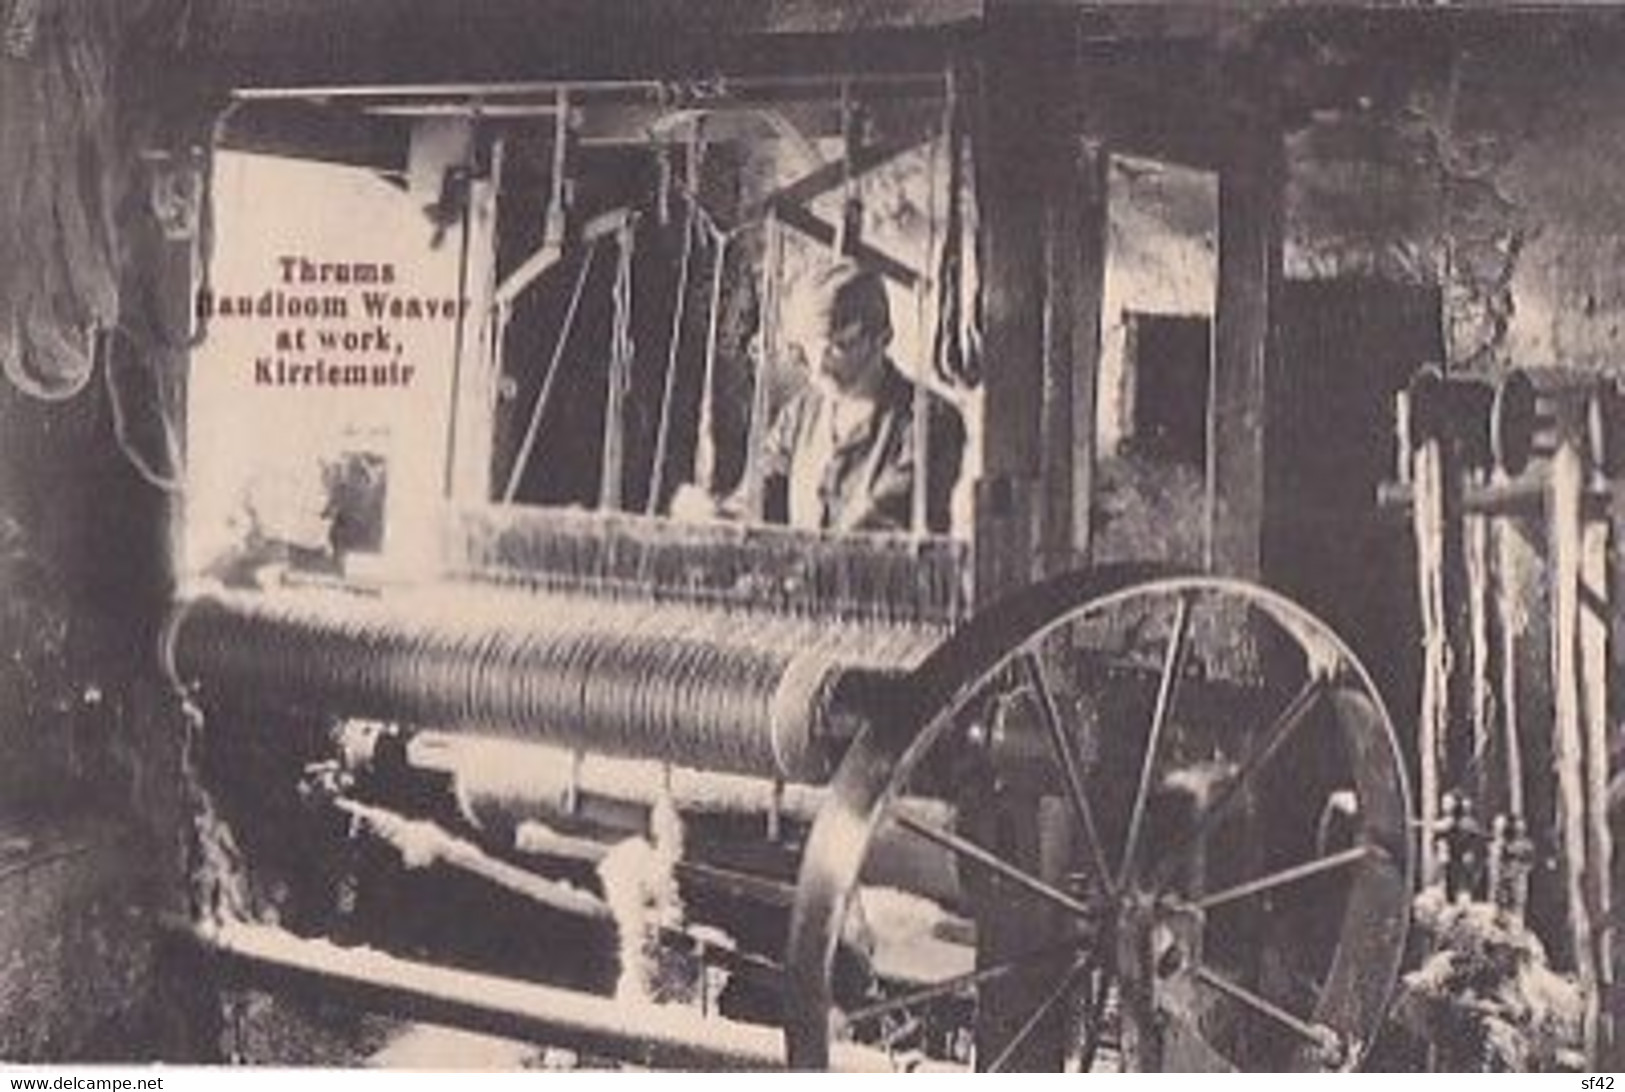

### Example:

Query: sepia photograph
xmin=0 ymin=0 xmax=1620 ymax=1074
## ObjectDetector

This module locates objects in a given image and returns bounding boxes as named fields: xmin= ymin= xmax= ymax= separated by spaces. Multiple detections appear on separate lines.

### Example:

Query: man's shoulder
xmin=880 ymin=362 xmax=960 ymax=411
xmin=914 ymin=378 xmax=966 ymax=440
xmin=875 ymin=364 xmax=965 ymax=444
xmin=765 ymin=382 xmax=824 ymax=455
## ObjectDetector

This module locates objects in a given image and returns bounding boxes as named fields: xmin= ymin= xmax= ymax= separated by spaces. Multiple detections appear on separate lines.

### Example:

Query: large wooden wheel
xmin=786 ymin=569 xmax=1412 ymax=1071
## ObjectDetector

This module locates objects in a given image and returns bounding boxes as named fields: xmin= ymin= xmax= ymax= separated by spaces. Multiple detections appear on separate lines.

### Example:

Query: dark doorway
xmin=1125 ymin=312 xmax=1211 ymax=469
xmin=1266 ymin=278 xmax=1442 ymax=731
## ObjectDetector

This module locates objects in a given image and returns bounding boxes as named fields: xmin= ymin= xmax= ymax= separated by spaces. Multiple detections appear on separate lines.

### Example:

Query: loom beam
xmin=164 ymin=588 xmax=925 ymax=781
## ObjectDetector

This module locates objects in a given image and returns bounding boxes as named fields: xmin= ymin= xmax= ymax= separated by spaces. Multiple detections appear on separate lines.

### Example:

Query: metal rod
xmin=1018 ymin=649 xmax=1116 ymax=898
xmin=1153 ymin=675 xmax=1327 ymax=888
xmin=692 ymin=231 xmax=730 ymax=490
xmin=442 ymin=130 xmax=478 ymax=499
xmin=1119 ymin=593 xmax=1194 ymax=889
xmin=177 ymin=918 xmax=892 ymax=1071
xmin=1191 ymin=964 xmax=1330 ymax=1048
xmin=1190 ymin=845 xmax=1371 ymax=911
xmin=842 ymin=943 xmax=1077 ymax=1027
xmin=1379 ymin=478 xmax=1613 ymax=520
xmin=230 ymin=73 xmax=946 ymax=104
xmin=892 ymin=812 xmax=1097 ymax=920
xmin=1076 ymin=968 xmax=1115 ymax=1073
xmin=650 ymin=209 xmax=698 ymax=513
xmin=985 ymin=957 xmax=1092 ymax=1073
xmin=502 ymin=237 xmax=600 ymax=502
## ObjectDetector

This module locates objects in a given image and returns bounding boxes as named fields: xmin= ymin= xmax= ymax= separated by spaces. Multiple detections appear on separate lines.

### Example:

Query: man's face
xmin=802 ymin=313 xmax=885 ymax=397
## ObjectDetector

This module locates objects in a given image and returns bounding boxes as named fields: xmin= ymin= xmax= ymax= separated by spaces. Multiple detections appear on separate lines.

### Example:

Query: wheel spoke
xmin=1076 ymin=968 xmax=1115 ymax=1073
xmin=1152 ymin=675 xmax=1328 ymax=886
xmin=1192 ymin=964 xmax=1334 ymax=1048
xmin=1118 ymin=592 xmax=1195 ymax=889
xmin=986 ymin=956 xmax=1093 ymax=1073
xmin=892 ymin=812 xmax=1098 ymax=920
xmin=1191 ymin=845 xmax=1372 ymax=911
xmin=1016 ymin=650 xmax=1116 ymax=898
xmin=842 ymin=942 xmax=1079 ymax=1027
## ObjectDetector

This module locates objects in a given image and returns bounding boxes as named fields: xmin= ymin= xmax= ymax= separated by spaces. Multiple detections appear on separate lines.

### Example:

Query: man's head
xmin=787 ymin=261 xmax=892 ymax=398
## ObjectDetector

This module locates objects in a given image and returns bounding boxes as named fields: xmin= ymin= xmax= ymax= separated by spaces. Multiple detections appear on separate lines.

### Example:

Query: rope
xmin=183 ymin=101 xmax=242 ymax=351
xmin=692 ymin=229 xmax=731 ymax=492
xmin=931 ymin=58 xmax=972 ymax=389
xmin=1465 ymin=500 xmax=1493 ymax=807
xmin=102 ymin=325 xmax=182 ymax=492
xmin=836 ymin=81 xmax=859 ymax=257
xmin=442 ymin=108 xmax=481 ymax=498
xmin=502 ymin=236 xmax=602 ymax=503
xmin=600 ymin=216 xmax=637 ymax=510
xmin=1496 ymin=515 xmax=1525 ymax=819
xmin=544 ymin=88 xmax=569 ymax=251
xmin=648 ymin=207 xmax=697 ymax=513
xmin=744 ymin=212 xmax=783 ymax=519
xmin=910 ymin=124 xmax=942 ymax=537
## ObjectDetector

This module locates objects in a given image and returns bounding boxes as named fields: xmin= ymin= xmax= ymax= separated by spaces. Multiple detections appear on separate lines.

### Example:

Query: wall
xmin=1286 ymin=27 xmax=1625 ymax=380
xmin=0 ymin=0 xmax=196 ymax=1061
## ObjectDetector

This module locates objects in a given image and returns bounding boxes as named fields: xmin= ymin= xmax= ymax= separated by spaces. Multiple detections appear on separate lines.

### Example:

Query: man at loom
xmin=674 ymin=260 xmax=965 ymax=534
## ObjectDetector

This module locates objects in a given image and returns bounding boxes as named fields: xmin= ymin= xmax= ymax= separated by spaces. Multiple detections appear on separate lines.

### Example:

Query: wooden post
xmin=1208 ymin=104 xmax=1283 ymax=579
xmin=969 ymin=6 xmax=1091 ymax=1070
xmin=1608 ymin=469 xmax=1625 ymax=1070
xmin=1552 ymin=438 xmax=1599 ymax=1059
xmin=1579 ymin=407 xmax=1615 ymax=1063
xmin=1039 ymin=138 xmax=1108 ymax=573
xmin=973 ymin=18 xmax=1049 ymax=607
xmin=1582 ymin=509 xmax=1613 ymax=1064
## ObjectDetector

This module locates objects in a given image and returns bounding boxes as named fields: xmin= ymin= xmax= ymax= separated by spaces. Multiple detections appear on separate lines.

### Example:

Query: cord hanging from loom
xmin=501 ymin=234 xmax=603 ymax=503
xmin=932 ymin=56 xmax=978 ymax=389
xmin=181 ymin=100 xmax=240 ymax=352
xmin=101 ymin=324 xmax=182 ymax=492
xmin=441 ymin=105 xmax=482 ymax=498
xmin=1465 ymin=490 xmax=1494 ymax=808
xmin=910 ymin=107 xmax=944 ymax=537
xmin=836 ymin=81 xmax=863 ymax=258
xmin=600 ymin=215 xmax=637 ymax=511
xmin=544 ymin=88 xmax=570 ymax=253
xmin=692 ymin=228 xmax=731 ymax=494
xmin=648 ymin=122 xmax=704 ymax=515
xmin=744 ymin=210 xmax=783 ymax=520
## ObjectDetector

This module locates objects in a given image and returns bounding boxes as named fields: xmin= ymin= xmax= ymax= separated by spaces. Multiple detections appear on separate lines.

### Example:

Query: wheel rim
xmin=787 ymin=569 xmax=1413 ymax=1072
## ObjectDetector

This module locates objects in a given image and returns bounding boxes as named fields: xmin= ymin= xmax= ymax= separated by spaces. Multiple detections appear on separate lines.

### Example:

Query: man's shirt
xmin=760 ymin=363 xmax=965 ymax=534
